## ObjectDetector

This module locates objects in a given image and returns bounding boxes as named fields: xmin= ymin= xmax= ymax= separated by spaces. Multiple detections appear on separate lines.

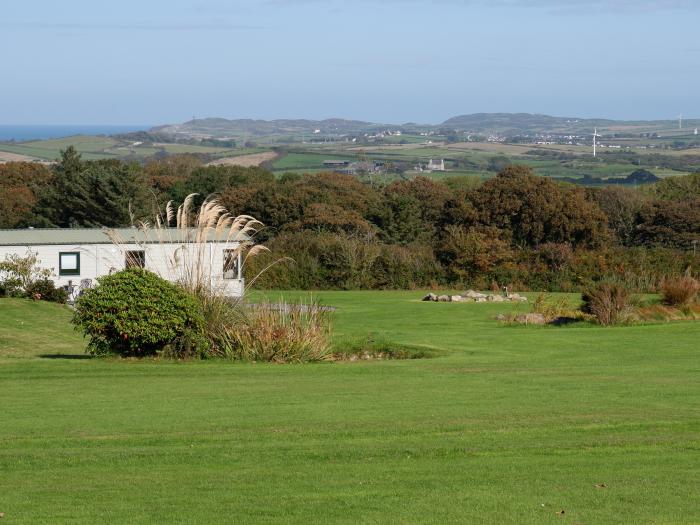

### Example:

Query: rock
xmin=489 ymin=294 xmax=505 ymax=302
xmin=515 ymin=313 xmax=546 ymax=325
xmin=495 ymin=313 xmax=507 ymax=321
xmin=437 ymin=295 xmax=451 ymax=302
xmin=422 ymin=293 xmax=437 ymax=302
xmin=466 ymin=290 xmax=488 ymax=299
xmin=507 ymin=293 xmax=528 ymax=302
xmin=450 ymin=295 xmax=464 ymax=302
xmin=476 ymin=297 xmax=487 ymax=303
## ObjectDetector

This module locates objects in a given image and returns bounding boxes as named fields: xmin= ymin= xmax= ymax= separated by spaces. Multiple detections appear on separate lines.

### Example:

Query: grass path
xmin=1 ymin=293 xmax=699 ymax=523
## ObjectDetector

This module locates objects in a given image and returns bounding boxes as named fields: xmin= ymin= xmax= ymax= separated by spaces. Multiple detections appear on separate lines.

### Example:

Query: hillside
xmin=150 ymin=113 xmax=700 ymax=140
xmin=441 ymin=113 xmax=700 ymax=135
xmin=152 ymin=117 xmax=380 ymax=138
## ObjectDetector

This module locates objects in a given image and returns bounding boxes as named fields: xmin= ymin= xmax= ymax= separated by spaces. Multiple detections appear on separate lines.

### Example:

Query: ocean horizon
xmin=0 ymin=124 xmax=149 ymax=142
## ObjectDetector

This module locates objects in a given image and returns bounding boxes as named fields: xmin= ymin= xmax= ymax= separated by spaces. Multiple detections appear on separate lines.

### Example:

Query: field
xmin=207 ymin=151 xmax=279 ymax=167
xmin=0 ymin=136 xmax=238 ymax=162
xmin=2 ymin=129 xmax=696 ymax=183
xmin=1 ymin=292 xmax=699 ymax=524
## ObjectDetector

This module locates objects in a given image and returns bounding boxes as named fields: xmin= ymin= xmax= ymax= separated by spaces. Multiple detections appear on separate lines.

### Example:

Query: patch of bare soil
xmin=206 ymin=151 xmax=278 ymax=167
xmin=0 ymin=151 xmax=42 ymax=163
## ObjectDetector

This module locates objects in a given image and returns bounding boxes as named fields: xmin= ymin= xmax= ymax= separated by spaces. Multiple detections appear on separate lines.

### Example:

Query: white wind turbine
xmin=592 ymin=127 xmax=601 ymax=157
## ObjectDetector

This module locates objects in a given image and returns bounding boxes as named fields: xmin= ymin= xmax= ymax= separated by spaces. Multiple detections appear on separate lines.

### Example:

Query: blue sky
xmin=2 ymin=0 xmax=698 ymax=125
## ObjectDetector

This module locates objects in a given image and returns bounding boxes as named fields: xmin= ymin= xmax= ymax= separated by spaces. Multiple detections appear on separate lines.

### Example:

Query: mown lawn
xmin=1 ymin=292 xmax=699 ymax=524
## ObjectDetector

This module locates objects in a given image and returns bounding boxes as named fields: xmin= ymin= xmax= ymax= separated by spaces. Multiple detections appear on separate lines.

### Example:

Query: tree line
xmin=1 ymin=146 xmax=698 ymax=291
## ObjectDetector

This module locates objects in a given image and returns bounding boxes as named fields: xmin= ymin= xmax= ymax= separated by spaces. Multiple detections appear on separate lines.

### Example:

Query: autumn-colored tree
xmin=0 ymin=162 xmax=52 ymax=227
xmin=470 ymin=165 xmax=608 ymax=247
xmin=287 ymin=203 xmax=374 ymax=236
xmin=634 ymin=198 xmax=700 ymax=249
xmin=436 ymin=225 xmax=514 ymax=282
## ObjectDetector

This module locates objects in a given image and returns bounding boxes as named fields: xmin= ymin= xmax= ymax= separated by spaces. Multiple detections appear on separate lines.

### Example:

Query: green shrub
xmin=24 ymin=279 xmax=69 ymax=304
xmin=72 ymin=268 xmax=208 ymax=357
xmin=581 ymin=282 xmax=632 ymax=326
xmin=0 ymin=252 xmax=53 ymax=297
xmin=531 ymin=292 xmax=584 ymax=322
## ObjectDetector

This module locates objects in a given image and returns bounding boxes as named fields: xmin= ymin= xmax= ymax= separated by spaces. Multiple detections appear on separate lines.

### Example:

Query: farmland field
xmin=271 ymin=152 xmax=356 ymax=172
xmin=0 ymin=136 xmax=238 ymax=162
xmin=1 ymin=292 xmax=699 ymax=524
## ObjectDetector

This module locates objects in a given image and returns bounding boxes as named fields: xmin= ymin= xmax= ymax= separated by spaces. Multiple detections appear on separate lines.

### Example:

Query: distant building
xmin=427 ymin=159 xmax=445 ymax=171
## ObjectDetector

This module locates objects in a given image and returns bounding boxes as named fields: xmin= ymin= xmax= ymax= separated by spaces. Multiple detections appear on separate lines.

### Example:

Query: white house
xmin=427 ymin=159 xmax=445 ymax=171
xmin=0 ymin=228 xmax=247 ymax=299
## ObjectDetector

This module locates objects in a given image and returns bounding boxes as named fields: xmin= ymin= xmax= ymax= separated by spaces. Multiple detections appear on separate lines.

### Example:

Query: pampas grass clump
xmin=661 ymin=273 xmax=699 ymax=307
xmin=106 ymin=195 xmax=331 ymax=362
xmin=233 ymin=302 xmax=332 ymax=363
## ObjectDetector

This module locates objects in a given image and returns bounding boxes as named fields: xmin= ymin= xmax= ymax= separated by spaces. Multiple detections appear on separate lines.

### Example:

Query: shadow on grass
xmin=39 ymin=353 xmax=92 ymax=360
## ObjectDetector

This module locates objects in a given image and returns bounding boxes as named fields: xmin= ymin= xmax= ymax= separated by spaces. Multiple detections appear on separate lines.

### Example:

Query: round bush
xmin=72 ymin=268 xmax=207 ymax=357
xmin=24 ymin=279 xmax=69 ymax=303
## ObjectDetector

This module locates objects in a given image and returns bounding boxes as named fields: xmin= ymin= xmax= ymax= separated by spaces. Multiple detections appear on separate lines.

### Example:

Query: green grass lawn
xmin=1 ymin=292 xmax=699 ymax=524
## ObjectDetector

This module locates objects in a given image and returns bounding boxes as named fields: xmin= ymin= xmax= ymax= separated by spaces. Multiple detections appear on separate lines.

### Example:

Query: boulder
xmin=515 ymin=313 xmax=546 ymax=325
xmin=495 ymin=313 xmax=508 ymax=321
xmin=489 ymin=294 xmax=505 ymax=302
xmin=450 ymin=295 xmax=464 ymax=302
xmin=422 ymin=293 xmax=438 ymax=302
xmin=437 ymin=295 xmax=451 ymax=302
xmin=476 ymin=297 xmax=487 ymax=303
xmin=507 ymin=293 xmax=528 ymax=302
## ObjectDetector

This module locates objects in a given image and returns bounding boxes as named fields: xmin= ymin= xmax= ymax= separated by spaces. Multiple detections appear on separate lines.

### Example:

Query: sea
xmin=0 ymin=125 xmax=149 ymax=142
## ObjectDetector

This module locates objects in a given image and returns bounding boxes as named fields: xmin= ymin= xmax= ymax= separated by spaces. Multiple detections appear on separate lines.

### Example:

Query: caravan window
xmin=223 ymin=249 xmax=239 ymax=279
xmin=59 ymin=252 xmax=80 ymax=276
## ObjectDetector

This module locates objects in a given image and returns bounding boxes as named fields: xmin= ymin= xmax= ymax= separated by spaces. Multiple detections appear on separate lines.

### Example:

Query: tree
xmin=634 ymin=198 xmax=700 ymax=249
xmin=0 ymin=162 xmax=52 ymax=227
xmin=590 ymin=186 xmax=647 ymax=246
xmin=649 ymin=172 xmax=700 ymax=200
xmin=369 ymin=177 xmax=453 ymax=245
xmin=470 ymin=165 xmax=608 ymax=248
xmin=436 ymin=225 xmax=514 ymax=283
xmin=33 ymin=148 xmax=152 ymax=227
xmin=287 ymin=203 xmax=374 ymax=236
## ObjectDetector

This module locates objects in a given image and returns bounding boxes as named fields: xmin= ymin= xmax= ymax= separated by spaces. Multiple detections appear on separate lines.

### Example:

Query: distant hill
xmin=152 ymin=117 xmax=380 ymax=138
xmin=440 ymin=113 xmax=700 ymax=135
xmin=151 ymin=113 xmax=699 ymax=139
xmin=440 ymin=113 xmax=616 ymax=135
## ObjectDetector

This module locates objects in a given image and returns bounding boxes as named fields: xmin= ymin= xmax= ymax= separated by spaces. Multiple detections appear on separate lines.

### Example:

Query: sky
xmin=1 ymin=0 xmax=698 ymax=125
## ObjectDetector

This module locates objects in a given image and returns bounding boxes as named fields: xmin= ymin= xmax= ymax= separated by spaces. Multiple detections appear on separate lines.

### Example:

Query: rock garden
xmin=422 ymin=290 xmax=528 ymax=303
